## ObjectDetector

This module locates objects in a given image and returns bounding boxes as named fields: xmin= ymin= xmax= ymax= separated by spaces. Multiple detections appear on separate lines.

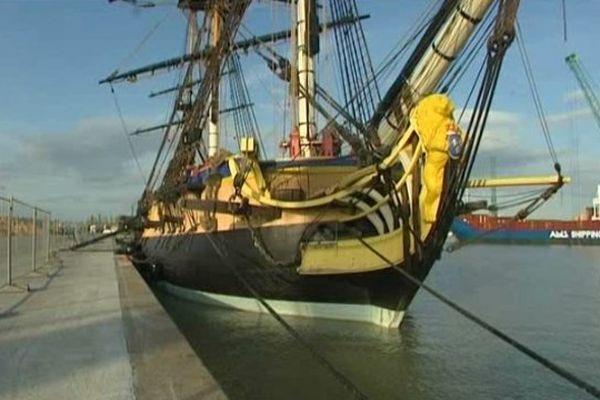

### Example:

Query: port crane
xmin=565 ymin=53 xmax=600 ymax=131
xmin=565 ymin=53 xmax=600 ymax=220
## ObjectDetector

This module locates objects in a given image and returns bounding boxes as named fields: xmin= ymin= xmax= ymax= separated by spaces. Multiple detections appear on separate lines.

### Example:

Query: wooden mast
xmin=208 ymin=3 xmax=222 ymax=157
xmin=296 ymin=0 xmax=317 ymax=157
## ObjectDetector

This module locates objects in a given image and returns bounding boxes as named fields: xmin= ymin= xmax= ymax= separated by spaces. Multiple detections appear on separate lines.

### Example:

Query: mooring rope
xmin=353 ymin=235 xmax=600 ymax=400
xmin=203 ymin=233 xmax=369 ymax=400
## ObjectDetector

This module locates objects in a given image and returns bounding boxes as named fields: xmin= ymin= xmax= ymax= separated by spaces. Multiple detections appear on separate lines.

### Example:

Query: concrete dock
xmin=0 ymin=240 xmax=227 ymax=400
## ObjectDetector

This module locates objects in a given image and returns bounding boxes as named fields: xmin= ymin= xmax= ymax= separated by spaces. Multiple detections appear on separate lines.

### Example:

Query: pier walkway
xmin=0 ymin=240 xmax=226 ymax=400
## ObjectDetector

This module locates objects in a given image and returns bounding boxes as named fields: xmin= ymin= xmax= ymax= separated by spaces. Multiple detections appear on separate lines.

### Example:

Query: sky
xmin=0 ymin=0 xmax=599 ymax=220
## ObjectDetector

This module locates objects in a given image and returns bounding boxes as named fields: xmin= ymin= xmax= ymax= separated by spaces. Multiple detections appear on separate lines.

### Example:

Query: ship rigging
xmin=100 ymin=0 xmax=564 ymax=329
xmin=86 ymin=3 xmax=600 ymax=398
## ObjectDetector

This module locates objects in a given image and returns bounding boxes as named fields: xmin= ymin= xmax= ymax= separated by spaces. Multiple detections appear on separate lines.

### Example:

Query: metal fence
xmin=0 ymin=195 xmax=72 ymax=290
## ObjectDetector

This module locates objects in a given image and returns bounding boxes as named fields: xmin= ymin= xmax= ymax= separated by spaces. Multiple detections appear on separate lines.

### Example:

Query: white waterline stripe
xmin=158 ymin=281 xmax=404 ymax=328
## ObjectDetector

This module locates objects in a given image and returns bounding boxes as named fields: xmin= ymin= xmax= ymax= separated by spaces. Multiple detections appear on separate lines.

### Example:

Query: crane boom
xmin=565 ymin=52 xmax=600 ymax=131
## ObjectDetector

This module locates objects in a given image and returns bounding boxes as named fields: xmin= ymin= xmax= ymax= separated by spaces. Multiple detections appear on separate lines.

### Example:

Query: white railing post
xmin=45 ymin=212 xmax=51 ymax=263
xmin=32 ymin=207 xmax=37 ymax=272
xmin=6 ymin=197 xmax=13 ymax=286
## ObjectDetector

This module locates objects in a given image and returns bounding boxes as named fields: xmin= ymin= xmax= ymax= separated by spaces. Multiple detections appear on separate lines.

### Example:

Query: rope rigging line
xmin=446 ymin=16 xmax=567 ymax=250
xmin=203 ymin=232 xmax=369 ymax=400
xmin=226 ymin=57 xmax=247 ymax=150
xmin=442 ymin=13 xmax=495 ymax=94
xmin=431 ymin=47 xmax=506 ymax=243
xmin=429 ymin=0 xmax=553 ymax=260
xmin=352 ymin=234 xmax=600 ymax=400
xmin=277 ymin=0 xmax=438 ymax=148
xmin=368 ymin=0 xmax=460 ymax=138
xmin=235 ymin=26 xmax=291 ymax=102
xmin=348 ymin=0 xmax=381 ymax=101
xmin=235 ymin=22 xmax=370 ymax=157
xmin=225 ymin=52 xmax=266 ymax=156
xmin=110 ymin=8 xmax=174 ymax=79
xmin=329 ymin=0 xmax=379 ymax=128
xmin=447 ymin=181 xmax=565 ymax=253
xmin=491 ymin=191 xmax=546 ymax=210
xmin=457 ymin=57 xmax=487 ymax=124
xmin=298 ymin=0 xmax=439 ymax=144
xmin=458 ymin=56 xmax=505 ymax=199
xmin=561 ymin=0 xmax=568 ymax=43
xmin=159 ymin=2 xmax=251 ymax=189
xmin=515 ymin=22 xmax=559 ymax=167
xmin=579 ymin=58 xmax=600 ymax=91
xmin=115 ymin=1 xmax=585 ymax=397
xmin=469 ymin=187 xmax=550 ymax=207
xmin=147 ymin=73 xmax=190 ymax=192
xmin=459 ymin=1 xmax=520 ymax=181
xmin=109 ymin=84 xmax=147 ymax=185
xmin=371 ymin=1 xmax=439 ymax=87
xmin=446 ymin=21 xmax=565 ymax=253
xmin=145 ymin=11 xmax=208 ymax=194
xmin=240 ymin=25 xmax=366 ymax=137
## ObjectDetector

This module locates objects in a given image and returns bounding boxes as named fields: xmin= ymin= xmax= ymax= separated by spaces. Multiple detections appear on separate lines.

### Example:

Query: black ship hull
xmin=140 ymin=224 xmax=436 ymax=327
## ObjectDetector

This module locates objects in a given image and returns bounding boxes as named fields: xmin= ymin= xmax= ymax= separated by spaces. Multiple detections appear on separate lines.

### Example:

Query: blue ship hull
xmin=451 ymin=217 xmax=600 ymax=245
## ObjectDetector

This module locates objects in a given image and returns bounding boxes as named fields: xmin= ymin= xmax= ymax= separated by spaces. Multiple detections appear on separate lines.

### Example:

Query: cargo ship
xmin=452 ymin=185 xmax=600 ymax=245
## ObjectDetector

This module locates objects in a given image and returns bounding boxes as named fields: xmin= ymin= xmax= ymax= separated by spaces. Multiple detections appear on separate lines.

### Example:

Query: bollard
xmin=6 ymin=197 xmax=13 ymax=286
xmin=32 ymin=207 xmax=37 ymax=272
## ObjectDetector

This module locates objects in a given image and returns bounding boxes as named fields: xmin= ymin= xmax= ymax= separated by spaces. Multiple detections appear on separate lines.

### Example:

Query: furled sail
xmin=370 ymin=0 xmax=495 ymax=148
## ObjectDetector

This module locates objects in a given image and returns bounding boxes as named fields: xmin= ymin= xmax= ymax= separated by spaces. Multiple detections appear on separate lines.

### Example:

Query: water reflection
xmin=155 ymin=245 xmax=600 ymax=399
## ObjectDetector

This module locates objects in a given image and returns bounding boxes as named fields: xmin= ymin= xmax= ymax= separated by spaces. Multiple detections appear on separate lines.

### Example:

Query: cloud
xmin=546 ymin=107 xmax=593 ymax=125
xmin=563 ymin=89 xmax=585 ymax=103
xmin=458 ymin=106 xmax=599 ymax=219
xmin=0 ymin=105 xmax=587 ymax=220
xmin=24 ymin=117 xmax=154 ymax=177
xmin=457 ymin=109 xmax=564 ymax=176
xmin=0 ymin=115 xmax=162 ymax=219
xmin=458 ymin=108 xmax=521 ymax=152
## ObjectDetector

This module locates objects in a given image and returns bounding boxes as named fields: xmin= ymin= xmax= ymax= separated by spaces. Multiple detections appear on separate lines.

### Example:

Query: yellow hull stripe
xmin=298 ymin=227 xmax=406 ymax=275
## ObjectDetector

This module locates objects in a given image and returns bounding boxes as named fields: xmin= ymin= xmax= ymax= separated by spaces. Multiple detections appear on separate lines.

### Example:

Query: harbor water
xmin=155 ymin=245 xmax=600 ymax=399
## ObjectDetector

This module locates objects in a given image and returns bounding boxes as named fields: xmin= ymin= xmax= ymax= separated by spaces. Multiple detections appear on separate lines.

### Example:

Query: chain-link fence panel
xmin=11 ymin=199 xmax=34 ymax=281
xmin=37 ymin=211 xmax=51 ymax=266
xmin=0 ymin=196 xmax=68 ymax=289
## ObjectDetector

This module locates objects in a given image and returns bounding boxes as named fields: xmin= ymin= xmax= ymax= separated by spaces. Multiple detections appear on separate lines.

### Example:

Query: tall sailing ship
xmin=102 ymin=0 xmax=547 ymax=327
